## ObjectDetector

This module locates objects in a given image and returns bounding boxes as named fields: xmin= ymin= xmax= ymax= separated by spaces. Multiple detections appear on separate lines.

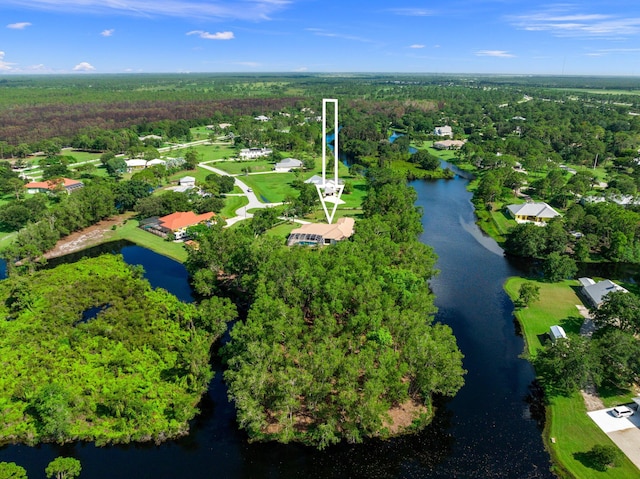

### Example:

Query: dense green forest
xmin=185 ymin=168 xmax=466 ymax=448
xmin=0 ymin=254 xmax=236 ymax=445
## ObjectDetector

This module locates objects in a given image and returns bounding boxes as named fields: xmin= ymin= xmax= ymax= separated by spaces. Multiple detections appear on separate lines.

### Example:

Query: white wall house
xmin=239 ymin=148 xmax=272 ymax=160
xmin=274 ymin=158 xmax=303 ymax=172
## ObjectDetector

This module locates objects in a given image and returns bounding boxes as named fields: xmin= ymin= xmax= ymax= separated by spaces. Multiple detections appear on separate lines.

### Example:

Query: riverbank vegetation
xmin=0 ymin=254 xmax=236 ymax=445
xmin=505 ymin=277 xmax=640 ymax=478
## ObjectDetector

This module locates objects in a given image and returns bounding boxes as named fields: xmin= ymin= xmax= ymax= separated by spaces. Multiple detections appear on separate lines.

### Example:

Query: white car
xmin=612 ymin=405 xmax=634 ymax=418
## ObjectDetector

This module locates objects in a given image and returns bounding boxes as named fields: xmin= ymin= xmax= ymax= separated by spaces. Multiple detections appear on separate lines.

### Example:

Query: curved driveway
xmin=198 ymin=161 xmax=281 ymax=226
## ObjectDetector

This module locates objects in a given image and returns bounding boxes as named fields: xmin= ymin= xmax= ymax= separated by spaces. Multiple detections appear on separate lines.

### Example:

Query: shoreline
xmin=42 ymin=212 xmax=136 ymax=260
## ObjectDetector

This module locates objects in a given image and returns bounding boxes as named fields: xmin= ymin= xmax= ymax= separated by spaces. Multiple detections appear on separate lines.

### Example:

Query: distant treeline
xmin=0 ymin=97 xmax=301 ymax=145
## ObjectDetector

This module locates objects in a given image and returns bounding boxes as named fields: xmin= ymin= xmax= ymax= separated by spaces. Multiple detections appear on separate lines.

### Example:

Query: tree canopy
xmin=219 ymin=170 xmax=465 ymax=449
xmin=0 ymin=255 xmax=235 ymax=445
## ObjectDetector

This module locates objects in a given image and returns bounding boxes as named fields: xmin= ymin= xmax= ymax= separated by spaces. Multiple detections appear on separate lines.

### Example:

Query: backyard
xmin=505 ymin=277 xmax=640 ymax=478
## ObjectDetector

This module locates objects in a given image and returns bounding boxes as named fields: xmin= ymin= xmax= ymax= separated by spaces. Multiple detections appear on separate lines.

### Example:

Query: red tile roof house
xmin=141 ymin=211 xmax=216 ymax=240
xmin=24 ymin=178 xmax=84 ymax=194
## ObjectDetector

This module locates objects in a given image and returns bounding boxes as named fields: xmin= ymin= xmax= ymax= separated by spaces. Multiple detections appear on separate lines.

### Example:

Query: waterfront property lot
xmin=504 ymin=277 xmax=584 ymax=356
xmin=588 ymin=407 xmax=640 ymax=469
xmin=506 ymin=278 xmax=640 ymax=477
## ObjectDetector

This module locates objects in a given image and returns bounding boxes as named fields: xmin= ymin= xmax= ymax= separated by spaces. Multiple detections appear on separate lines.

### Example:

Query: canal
xmin=0 ymin=171 xmax=555 ymax=478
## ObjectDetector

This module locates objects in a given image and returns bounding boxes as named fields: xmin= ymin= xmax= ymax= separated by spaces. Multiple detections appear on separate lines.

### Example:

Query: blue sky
xmin=1 ymin=1 xmax=640 ymax=75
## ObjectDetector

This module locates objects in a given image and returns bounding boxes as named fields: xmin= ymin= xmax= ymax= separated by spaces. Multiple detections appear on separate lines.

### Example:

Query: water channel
xmin=0 ymin=171 xmax=558 ymax=478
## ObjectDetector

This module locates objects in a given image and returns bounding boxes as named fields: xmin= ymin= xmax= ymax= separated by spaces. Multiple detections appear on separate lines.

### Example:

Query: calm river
xmin=0 ymin=171 xmax=555 ymax=478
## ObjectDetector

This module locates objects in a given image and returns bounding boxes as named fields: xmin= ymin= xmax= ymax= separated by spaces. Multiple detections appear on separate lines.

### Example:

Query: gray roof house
xmin=274 ymin=158 xmax=303 ymax=172
xmin=506 ymin=202 xmax=560 ymax=225
xmin=578 ymin=277 xmax=629 ymax=308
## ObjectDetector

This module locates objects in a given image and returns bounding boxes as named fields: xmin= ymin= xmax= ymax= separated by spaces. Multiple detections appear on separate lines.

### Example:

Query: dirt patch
xmin=581 ymin=383 xmax=605 ymax=412
xmin=384 ymin=398 xmax=428 ymax=435
xmin=43 ymin=212 xmax=135 ymax=259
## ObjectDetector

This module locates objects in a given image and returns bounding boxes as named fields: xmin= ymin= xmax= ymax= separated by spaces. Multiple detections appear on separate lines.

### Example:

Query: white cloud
xmin=292 ymin=66 xmax=307 ymax=72
xmin=476 ymin=50 xmax=515 ymax=58
xmin=7 ymin=22 xmax=32 ymax=29
xmin=306 ymin=28 xmax=375 ymax=44
xmin=2 ymin=0 xmax=288 ymax=22
xmin=187 ymin=30 xmax=234 ymax=40
xmin=509 ymin=6 xmax=640 ymax=38
xmin=388 ymin=8 xmax=434 ymax=17
xmin=0 ymin=51 xmax=16 ymax=70
xmin=101 ymin=29 xmax=114 ymax=37
xmin=586 ymin=47 xmax=640 ymax=57
xmin=409 ymin=44 xmax=425 ymax=49
xmin=234 ymin=61 xmax=260 ymax=67
xmin=73 ymin=61 xmax=96 ymax=71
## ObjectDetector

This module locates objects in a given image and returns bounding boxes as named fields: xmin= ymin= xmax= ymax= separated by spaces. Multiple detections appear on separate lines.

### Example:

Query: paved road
xmin=198 ymin=161 xmax=285 ymax=226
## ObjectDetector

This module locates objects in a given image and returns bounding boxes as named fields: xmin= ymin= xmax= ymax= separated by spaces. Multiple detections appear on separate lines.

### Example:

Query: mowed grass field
xmin=108 ymin=219 xmax=188 ymax=263
xmin=504 ymin=277 xmax=640 ymax=478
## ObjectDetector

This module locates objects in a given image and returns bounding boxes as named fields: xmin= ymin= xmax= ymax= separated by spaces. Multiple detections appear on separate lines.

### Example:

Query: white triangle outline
xmin=316 ymin=183 xmax=344 ymax=224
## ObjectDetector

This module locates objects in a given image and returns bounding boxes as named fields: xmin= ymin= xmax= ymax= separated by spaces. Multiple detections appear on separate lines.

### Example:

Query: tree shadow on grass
xmin=559 ymin=315 xmax=584 ymax=335
xmin=573 ymin=451 xmax=608 ymax=472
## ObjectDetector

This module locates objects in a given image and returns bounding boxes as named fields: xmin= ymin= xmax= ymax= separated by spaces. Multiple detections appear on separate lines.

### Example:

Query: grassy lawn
xmin=306 ymin=208 xmax=364 ymax=223
xmin=547 ymin=393 xmax=638 ymax=479
xmin=505 ymin=278 xmax=640 ymax=478
xmin=108 ymin=219 xmax=188 ymax=263
xmin=211 ymin=159 xmax=275 ymax=175
xmin=167 ymin=166 xmax=214 ymax=184
xmin=265 ymin=222 xmax=298 ymax=240
xmin=220 ymin=195 xmax=249 ymax=219
xmin=474 ymin=202 xmax=517 ymax=245
xmin=505 ymin=277 xmax=584 ymax=356
xmin=65 ymin=150 xmax=102 ymax=163
xmin=172 ymin=143 xmax=235 ymax=162
xmin=239 ymin=173 xmax=299 ymax=203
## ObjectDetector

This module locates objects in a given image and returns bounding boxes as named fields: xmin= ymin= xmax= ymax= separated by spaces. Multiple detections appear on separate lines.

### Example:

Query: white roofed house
xmin=506 ymin=202 xmax=560 ymax=225
xmin=179 ymin=176 xmax=196 ymax=187
xmin=125 ymin=159 xmax=147 ymax=172
xmin=239 ymin=147 xmax=272 ymax=160
xmin=274 ymin=158 xmax=303 ymax=172
xmin=146 ymin=159 xmax=166 ymax=167
xmin=434 ymin=125 xmax=453 ymax=137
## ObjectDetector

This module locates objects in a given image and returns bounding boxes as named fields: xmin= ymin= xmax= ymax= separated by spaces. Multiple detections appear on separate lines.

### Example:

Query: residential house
xmin=125 ymin=159 xmax=147 ymax=172
xmin=578 ymin=277 xmax=629 ymax=308
xmin=433 ymin=125 xmax=453 ymax=137
xmin=179 ymin=176 xmax=196 ymax=187
xmin=146 ymin=159 xmax=167 ymax=168
xmin=287 ymin=217 xmax=355 ymax=247
xmin=506 ymin=202 xmax=560 ymax=225
xmin=433 ymin=139 xmax=466 ymax=150
xmin=24 ymin=178 xmax=84 ymax=194
xmin=141 ymin=211 xmax=216 ymax=241
xmin=274 ymin=158 xmax=303 ymax=172
xmin=254 ymin=115 xmax=271 ymax=122
xmin=239 ymin=148 xmax=272 ymax=160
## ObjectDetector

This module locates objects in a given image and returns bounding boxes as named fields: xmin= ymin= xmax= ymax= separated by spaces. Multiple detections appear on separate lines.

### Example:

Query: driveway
xmin=198 ymin=161 xmax=284 ymax=226
xmin=588 ymin=406 xmax=640 ymax=468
